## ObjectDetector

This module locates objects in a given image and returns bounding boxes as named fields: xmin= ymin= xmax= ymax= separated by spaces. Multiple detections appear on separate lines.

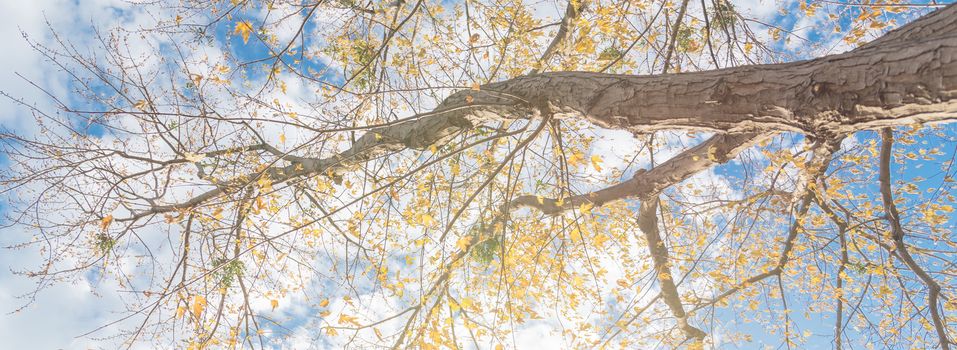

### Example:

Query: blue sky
xmin=1 ymin=0 xmax=955 ymax=349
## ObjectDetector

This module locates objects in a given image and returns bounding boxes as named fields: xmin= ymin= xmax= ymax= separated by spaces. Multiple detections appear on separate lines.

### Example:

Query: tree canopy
xmin=2 ymin=0 xmax=957 ymax=348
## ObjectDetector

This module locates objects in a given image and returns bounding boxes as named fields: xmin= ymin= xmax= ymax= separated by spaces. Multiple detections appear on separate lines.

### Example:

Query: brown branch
xmin=510 ymin=132 xmax=763 ymax=215
xmin=662 ymin=0 xmax=691 ymax=73
xmin=530 ymin=0 xmax=589 ymax=74
xmin=879 ymin=128 xmax=952 ymax=350
xmin=813 ymin=189 xmax=851 ymax=350
xmin=638 ymin=198 xmax=707 ymax=343
xmin=121 ymin=103 xmax=523 ymax=220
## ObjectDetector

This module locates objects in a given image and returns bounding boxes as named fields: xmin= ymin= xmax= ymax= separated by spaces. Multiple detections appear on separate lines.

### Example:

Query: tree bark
xmin=444 ymin=4 xmax=957 ymax=136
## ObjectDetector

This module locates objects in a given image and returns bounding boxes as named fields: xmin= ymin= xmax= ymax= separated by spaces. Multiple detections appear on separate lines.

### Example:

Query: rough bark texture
xmin=444 ymin=4 xmax=957 ymax=136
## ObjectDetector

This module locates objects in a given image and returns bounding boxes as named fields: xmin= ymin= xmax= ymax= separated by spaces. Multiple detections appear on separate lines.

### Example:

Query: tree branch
xmin=510 ymin=132 xmax=763 ymax=215
xmin=637 ymin=197 xmax=707 ymax=343
xmin=529 ymin=0 xmax=589 ymax=74
xmin=879 ymin=128 xmax=952 ymax=350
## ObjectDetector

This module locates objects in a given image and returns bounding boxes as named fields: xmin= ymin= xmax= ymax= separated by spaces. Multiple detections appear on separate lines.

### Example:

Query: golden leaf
xmin=338 ymin=313 xmax=361 ymax=326
xmin=191 ymin=295 xmax=207 ymax=319
xmin=234 ymin=21 xmax=253 ymax=44
xmin=100 ymin=215 xmax=113 ymax=230
xmin=590 ymin=155 xmax=603 ymax=172
xmin=567 ymin=152 xmax=584 ymax=167
xmin=455 ymin=236 xmax=472 ymax=250
xmin=419 ymin=213 xmax=436 ymax=227
xmin=459 ymin=297 xmax=475 ymax=310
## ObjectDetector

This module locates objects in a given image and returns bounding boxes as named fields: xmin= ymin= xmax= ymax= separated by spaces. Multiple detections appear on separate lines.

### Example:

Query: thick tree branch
xmin=510 ymin=132 xmax=763 ymax=214
xmin=452 ymin=4 xmax=957 ymax=135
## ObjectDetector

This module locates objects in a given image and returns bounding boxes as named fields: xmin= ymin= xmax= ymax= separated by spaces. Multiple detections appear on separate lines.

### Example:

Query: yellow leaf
xmin=338 ymin=313 xmax=361 ymax=326
xmin=590 ymin=155 xmax=603 ymax=172
xmin=319 ymin=299 xmax=330 ymax=308
xmin=191 ymin=74 xmax=203 ymax=86
xmin=456 ymin=236 xmax=473 ymax=250
xmin=419 ymin=213 xmax=436 ymax=227
xmin=271 ymin=299 xmax=279 ymax=310
xmin=459 ymin=297 xmax=475 ymax=310
xmin=593 ymin=233 xmax=609 ymax=248
xmin=100 ymin=215 xmax=113 ymax=230
xmin=279 ymin=133 xmax=286 ymax=144
xmin=567 ymin=152 xmax=584 ymax=167
xmin=191 ymin=295 xmax=207 ymax=319
xmin=234 ymin=21 xmax=253 ymax=44
xmin=569 ymin=228 xmax=583 ymax=243
xmin=707 ymin=146 xmax=719 ymax=161
xmin=658 ymin=271 xmax=672 ymax=281
xmin=133 ymin=100 xmax=148 ymax=111
xmin=572 ymin=275 xmax=584 ymax=288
